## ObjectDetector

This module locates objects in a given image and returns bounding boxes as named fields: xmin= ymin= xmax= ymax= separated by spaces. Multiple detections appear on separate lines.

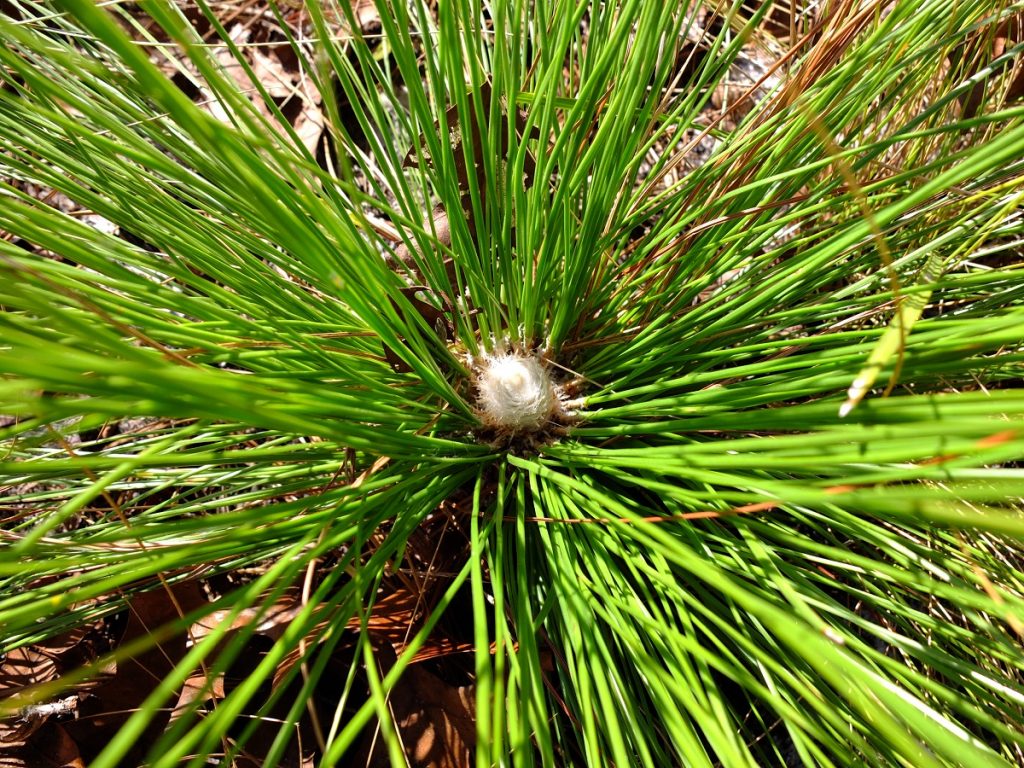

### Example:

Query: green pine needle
xmin=2 ymin=1 xmax=1024 ymax=765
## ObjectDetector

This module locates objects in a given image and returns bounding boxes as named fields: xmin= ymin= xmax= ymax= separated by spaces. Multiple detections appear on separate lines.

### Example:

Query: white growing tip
xmin=476 ymin=354 xmax=556 ymax=430
xmin=839 ymin=373 xmax=871 ymax=418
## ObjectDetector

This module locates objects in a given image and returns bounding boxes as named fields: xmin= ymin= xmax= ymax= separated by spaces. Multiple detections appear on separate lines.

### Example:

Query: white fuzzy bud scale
xmin=476 ymin=353 xmax=555 ymax=430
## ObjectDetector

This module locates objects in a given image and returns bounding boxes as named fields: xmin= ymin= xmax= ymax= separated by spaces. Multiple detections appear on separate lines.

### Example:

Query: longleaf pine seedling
xmin=2 ymin=1 xmax=1024 ymax=766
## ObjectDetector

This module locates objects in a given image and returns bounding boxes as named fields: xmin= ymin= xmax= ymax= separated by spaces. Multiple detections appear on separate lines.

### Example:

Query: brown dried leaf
xmin=210 ymin=23 xmax=324 ymax=155
xmin=171 ymin=592 xmax=302 ymax=719
xmin=356 ymin=665 xmax=475 ymax=768
xmin=61 ymin=582 xmax=205 ymax=764
xmin=0 ymin=721 xmax=84 ymax=768
xmin=191 ymin=592 xmax=303 ymax=646
xmin=0 ymin=647 xmax=59 ymax=694
xmin=170 ymin=671 xmax=225 ymax=720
